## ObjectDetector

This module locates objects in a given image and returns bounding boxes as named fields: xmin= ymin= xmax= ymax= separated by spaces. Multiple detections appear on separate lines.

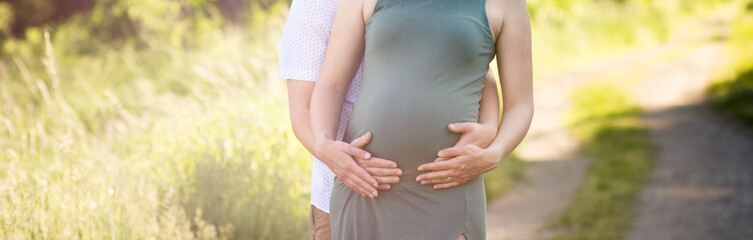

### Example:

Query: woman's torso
xmin=345 ymin=0 xmax=495 ymax=175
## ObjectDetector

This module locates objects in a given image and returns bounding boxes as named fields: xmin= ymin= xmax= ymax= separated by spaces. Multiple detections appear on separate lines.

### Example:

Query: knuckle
xmin=343 ymin=164 xmax=353 ymax=171
xmin=347 ymin=145 xmax=358 ymax=154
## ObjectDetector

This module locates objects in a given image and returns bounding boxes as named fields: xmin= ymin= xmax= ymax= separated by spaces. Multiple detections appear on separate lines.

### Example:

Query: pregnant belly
xmin=344 ymin=90 xmax=479 ymax=179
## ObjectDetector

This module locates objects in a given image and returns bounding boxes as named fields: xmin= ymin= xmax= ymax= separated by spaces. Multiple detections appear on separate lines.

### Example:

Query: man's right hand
xmin=350 ymin=132 xmax=402 ymax=190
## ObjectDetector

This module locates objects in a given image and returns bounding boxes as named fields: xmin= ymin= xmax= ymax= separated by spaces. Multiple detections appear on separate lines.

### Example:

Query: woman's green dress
xmin=333 ymin=0 xmax=496 ymax=239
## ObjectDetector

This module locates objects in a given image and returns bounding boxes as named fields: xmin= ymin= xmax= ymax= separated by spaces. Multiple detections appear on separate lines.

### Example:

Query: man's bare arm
xmin=287 ymin=80 xmax=401 ymax=191
xmin=287 ymin=80 xmax=318 ymax=154
xmin=310 ymin=0 xmax=389 ymax=198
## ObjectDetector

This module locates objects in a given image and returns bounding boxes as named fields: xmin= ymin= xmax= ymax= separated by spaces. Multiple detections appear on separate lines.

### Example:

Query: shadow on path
xmin=625 ymin=103 xmax=753 ymax=240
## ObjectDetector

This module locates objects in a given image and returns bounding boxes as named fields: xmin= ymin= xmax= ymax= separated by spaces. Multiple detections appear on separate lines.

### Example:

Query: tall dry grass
xmin=0 ymin=5 xmax=311 ymax=239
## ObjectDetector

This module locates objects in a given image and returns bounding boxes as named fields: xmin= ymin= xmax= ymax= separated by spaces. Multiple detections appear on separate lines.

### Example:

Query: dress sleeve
xmin=278 ymin=1 xmax=335 ymax=82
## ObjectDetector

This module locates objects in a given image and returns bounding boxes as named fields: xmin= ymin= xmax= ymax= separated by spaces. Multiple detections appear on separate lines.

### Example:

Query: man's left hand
xmin=415 ymin=122 xmax=501 ymax=190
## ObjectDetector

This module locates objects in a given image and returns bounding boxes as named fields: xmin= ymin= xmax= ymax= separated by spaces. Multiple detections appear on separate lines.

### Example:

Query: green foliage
xmin=565 ymin=85 xmax=643 ymax=140
xmin=0 ymin=3 xmax=11 ymax=33
xmin=0 ymin=0 xmax=293 ymax=57
xmin=546 ymin=85 xmax=655 ymax=240
xmin=529 ymin=0 xmax=735 ymax=76
xmin=708 ymin=1 xmax=753 ymax=126
xmin=710 ymin=67 xmax=753 ymax=125
xmin=484 ymin=154 xmax=525 ymax=201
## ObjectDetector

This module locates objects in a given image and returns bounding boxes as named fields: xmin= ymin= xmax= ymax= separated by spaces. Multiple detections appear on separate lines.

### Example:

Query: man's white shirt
xmin=279 ymin=0 xmax=363 ymax=214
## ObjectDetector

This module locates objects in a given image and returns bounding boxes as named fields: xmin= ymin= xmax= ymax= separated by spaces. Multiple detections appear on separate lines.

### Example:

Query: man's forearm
xmin=310 ymin=82 xmax=348 ymax=154
xmin=478 ymin=70 xmax=501 ymax=128
xmin=290 ymin=108 xmax=317 ymax=155
xmin=287 ymin=80 xmax=318 ymax=155
xmin=487 ymin=103 xmax=533 ymax=158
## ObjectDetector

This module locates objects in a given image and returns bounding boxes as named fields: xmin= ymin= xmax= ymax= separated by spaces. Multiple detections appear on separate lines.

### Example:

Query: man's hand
xmin=315 ymin=135 xmax=380 ymax=198
xmin=416 ymin=122 xmax=500 ymax=189
xmin=350 ymin=132 xmax=403 ymax=190
xmin=450 ymin=122 xmax=497 ymax=148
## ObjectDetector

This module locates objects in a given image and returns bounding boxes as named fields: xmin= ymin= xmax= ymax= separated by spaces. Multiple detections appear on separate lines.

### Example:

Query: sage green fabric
xmin=332 ymin=0 xmax=496 ymax=239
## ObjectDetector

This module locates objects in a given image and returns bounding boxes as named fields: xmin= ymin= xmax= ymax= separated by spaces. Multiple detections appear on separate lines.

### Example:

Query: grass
xmin=544 ymin=84 xmax=655 ymax=240
xmin=0 ymin=4 xmax=315 ymax=239
xmin=484 ymin=154 xmax=525 ymax=201
xmin=708 ymin=1 xmax=753 ymax=127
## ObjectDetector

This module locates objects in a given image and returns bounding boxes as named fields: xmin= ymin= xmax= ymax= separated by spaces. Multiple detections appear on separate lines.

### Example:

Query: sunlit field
xmin=0 ymin=0 xmax=746 ymax=239
xmin=0 ymin=2 xmax=313 ymax=239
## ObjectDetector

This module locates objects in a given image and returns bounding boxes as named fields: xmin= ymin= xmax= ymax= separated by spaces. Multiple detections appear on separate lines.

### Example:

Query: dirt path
xmin=486 ymin=6 xmax=751 ymax=240
xmin=624 ymin=17 xmax=753 ymax=240
xmin=485 ymin=36 xmax=688 ymax=240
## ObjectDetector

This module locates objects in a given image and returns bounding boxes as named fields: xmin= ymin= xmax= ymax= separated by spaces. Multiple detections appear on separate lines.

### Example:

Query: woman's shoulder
xmin=486 ymin=0 xmax=530 ymax=38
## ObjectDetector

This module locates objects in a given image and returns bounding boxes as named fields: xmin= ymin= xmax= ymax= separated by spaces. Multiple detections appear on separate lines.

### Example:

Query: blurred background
xmin=0 ymin=0 xmax=751 ymax=239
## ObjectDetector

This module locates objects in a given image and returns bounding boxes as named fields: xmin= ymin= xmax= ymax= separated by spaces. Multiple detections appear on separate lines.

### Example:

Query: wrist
xmin=484 ymin=144 xmax=505 ymax=163
xmin=479 ymin=123 xmax=498 ymax=148
xmin=314 ymin=138 xmax=335 ymax=159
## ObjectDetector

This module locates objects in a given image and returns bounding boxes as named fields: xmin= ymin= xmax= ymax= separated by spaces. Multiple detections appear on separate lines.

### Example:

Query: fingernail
xmin=373 ymin=192 xmax=378 ymax=197
xmin=417 ymin=166 xmax=424 ymax=171
xmin=434 ymin=186 xmax=440 ymax=190
xmin=369 ymin=194 xmax=374 ymax=198
xmin=364 ymin=152 xmax=371 ymax=159
xmin=438 ymin=150 xmax=444 ymax=157
xmin=396 ymin=170 xmax=403 ymax=175
xmin=421 ymin=181 xmax=427 ymax=185
xmin=449 ymin=124 xmax=455 ymax=130
xmin=416 ymin=176 xmax=422 ymax=181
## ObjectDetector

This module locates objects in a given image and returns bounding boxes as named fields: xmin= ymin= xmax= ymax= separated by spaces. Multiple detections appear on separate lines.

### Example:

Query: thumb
xmin=448 ymin=122 xmax=475 ymax=134
xmin=350 ymin=132 xmax=372 ymax=149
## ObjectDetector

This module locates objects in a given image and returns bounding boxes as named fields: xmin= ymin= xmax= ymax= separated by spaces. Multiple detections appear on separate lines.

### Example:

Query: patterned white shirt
xmin=279 ymin=0 xmax=363 ymax=214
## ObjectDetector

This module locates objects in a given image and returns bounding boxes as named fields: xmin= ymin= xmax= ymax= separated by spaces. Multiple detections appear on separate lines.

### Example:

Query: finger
xmin=422 ymin=175 xmax=470 ymax=185
xmin=345 ymin=172 xmax=379 ymax=198
xmin=448 ymin=122 xmax=475 ymax=134
xmin=350 ymin=132 xmax=372 ymax=148
xmin=437 ymin=146 xmax=470 ymax=158
xmin=346 ymin=144 xmax=372 ymax=160
xmin=416 ymin=169 xmax=454 ymax=183
xmin=340 ymin=177 xmax=371 ymax=197
xmin=377 ymin=184 xmax=391 ymax=190
xmin=348 ymin=163 xmax=380 ymax=193
xmin=364 ymin=167 xmax=403 ymax=177
xmin=357 ymin=157 xmax=398 ymax=168
xmin=417 ymin=158 xmax=463 ymax=172
xmin=433 ymin=181 xmax=462 ymax=190
xmin=374 ymin=176 xmax=401 ymax=184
